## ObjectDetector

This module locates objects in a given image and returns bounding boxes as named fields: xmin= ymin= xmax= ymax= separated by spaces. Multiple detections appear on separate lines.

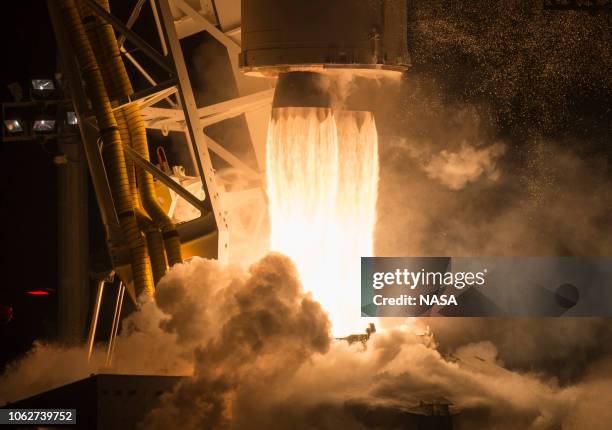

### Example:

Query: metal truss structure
xmin=48 ymin=0 xmax=273 ymax=272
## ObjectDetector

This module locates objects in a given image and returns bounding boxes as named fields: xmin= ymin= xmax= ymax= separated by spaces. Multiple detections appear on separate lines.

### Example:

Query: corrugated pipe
xmin=58 ymin=0 xmax=155 ymax=297
xmin=124 ymin=104 xmax=184 ymax=266
xmin=116 ymin=108 xmax=168 ymax=285
xmin=136 ymin=211 xmax=167 ymax=285
xmin=77 ymin=0 xmax=169 ymax=283
xmin=81 ymin=0 xmax=183 ymax=268
xmin=78 ymin=4 xmax=169 ymax=282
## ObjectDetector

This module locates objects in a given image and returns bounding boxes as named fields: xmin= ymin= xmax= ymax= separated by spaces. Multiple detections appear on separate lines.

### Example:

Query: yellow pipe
xmin=135 ymin=210 xmax=167 ymax=285
xmin=59 ymin=0 xmax=154 ymax=297
xmin=124 ymin=104 xmax=184 ymax=266
xmin=79 ymin=0 xmax=131 ymax=102
xmin=82 ymin=0 xmax=183 ymax=268
xmin=81 ymin=12 xmax=169 ymax=282
xmin=116 ymin=108 xmax=168 ymax=284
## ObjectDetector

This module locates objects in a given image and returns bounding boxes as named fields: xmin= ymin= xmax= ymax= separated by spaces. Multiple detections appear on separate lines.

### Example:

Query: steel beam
xmin=82 ymin=0 xmax=173 ymax=74
xmin=174 ymin=8 xmax=240 ymax=43
xmin=203 ymin=135 xmax=261 ymax=179
xmin=149 ymin=0 xmax=169 ymax=55
xmin=141 ymin=88 xmax=274 ymax=126
xmin=87 ymin=279 xmax=105 ymax=362
xmin=57 ymin=136 xmax=90 ymax=345
xmin=138 ymin=86 xmax=179 ymax=109
xmin=48 ymin=0 xmax=124 ymax=256
xmin=121 ymin=48 xmax=179 ymax=108
xmin=173 ymin=0 xmax=241 ymax=53
xmin=123 ymin=145 xmax=208 ymax=212
xmin=156 ymin=0 xmax=229 ymax=259
xmin=105 ymin=281 xmax=125 ymax=367
xmin=117 ymin=0 xmax=147 ymax=48
xmin=171 ymin=0 xmax=273 ymax=172
xmin=121 ymin=79 xmax=177 ymax=105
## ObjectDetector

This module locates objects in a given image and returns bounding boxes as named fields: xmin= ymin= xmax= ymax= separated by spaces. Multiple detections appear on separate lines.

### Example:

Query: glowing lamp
xmin=3 ymin=119 xmax=23 ymax=133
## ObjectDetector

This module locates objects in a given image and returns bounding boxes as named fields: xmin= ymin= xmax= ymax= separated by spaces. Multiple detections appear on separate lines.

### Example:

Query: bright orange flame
xmin=267 ymin=107 xmax=379 ymax=335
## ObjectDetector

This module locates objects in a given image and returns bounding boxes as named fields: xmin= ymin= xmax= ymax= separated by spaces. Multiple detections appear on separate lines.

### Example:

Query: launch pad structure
xmin=47 ymin=0 xmax=411 ymax=356
xmin=3 ymin=1 xmax=454 ymax=429
xmin=47 ymin=0 xmax=273 ymax=349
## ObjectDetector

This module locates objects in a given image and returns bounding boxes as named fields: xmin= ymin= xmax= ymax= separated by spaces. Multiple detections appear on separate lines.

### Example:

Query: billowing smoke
xmin=409 ymin=139 xmax=506 ymax=190
xmin=0 ymin=343 xmax=95 ymax=404
xmin=137 ymin=257 xmax=612 ymax=430
xmin=2 ymin=255 xmax=612 ymax=429
xmin=370 ymin=0 xmax=612 ymax=420
xmin=141 ymin=254 xmax=330 ymax=429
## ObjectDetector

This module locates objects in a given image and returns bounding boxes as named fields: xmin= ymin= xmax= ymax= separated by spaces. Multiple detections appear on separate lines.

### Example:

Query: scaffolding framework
xmin=48 ymin=0 xmax=272 ymax=271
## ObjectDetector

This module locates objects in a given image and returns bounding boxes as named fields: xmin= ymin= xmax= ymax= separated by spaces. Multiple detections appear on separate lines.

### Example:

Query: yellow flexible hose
xmin=135 ymin=211 xmax=167 ymax=285
xmin=79 ymin=0 xmax=131 ymax=102
xmin=82 ymin=0 xmax=183 ymax=268
xmin=59 ymin=0 xmax=154 ymax=297
xmin=78 ymin=6 xmax=169 ymax=282
xmin=124 ymin=104 xmax=184 ymax=266
xmin=116 ymin=108 xmax=168 ymax=284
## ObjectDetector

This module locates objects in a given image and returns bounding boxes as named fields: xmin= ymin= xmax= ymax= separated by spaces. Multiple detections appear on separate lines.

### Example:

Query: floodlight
xmin=67 ymin=111 xmax=78 ymax=125
xmin=3 ymin=119 xmax=23 ymax=133
xmin=31 ymin=79 xmax=55 ymax=91
xmin=33 ymin=119 xmax=56 ymax=132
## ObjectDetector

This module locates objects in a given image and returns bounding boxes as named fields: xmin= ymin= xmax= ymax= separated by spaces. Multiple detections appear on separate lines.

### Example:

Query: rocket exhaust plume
xmin=266 ymin=105 xmax=379 ymax=335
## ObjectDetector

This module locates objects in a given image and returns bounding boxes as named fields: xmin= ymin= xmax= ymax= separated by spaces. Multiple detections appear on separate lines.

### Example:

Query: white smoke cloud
xmin=141 ymin=253 xmax=330 ymax=429
xmin=316 ymin=69 xmax=401 ymax=110
xmin=421 ymin=141 xmax=506 ymax=190
xmin=0 ymin=343 xmax=95 ymax=404
xmin=2 ymin=255 xmax=612 ymax=429
xmin=140 ymin=270 xmax=612 ymax=430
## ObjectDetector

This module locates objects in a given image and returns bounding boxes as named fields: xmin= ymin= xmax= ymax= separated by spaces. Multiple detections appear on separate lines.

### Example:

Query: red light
xmin=26 ymin=290 xmax=51 ymax=296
